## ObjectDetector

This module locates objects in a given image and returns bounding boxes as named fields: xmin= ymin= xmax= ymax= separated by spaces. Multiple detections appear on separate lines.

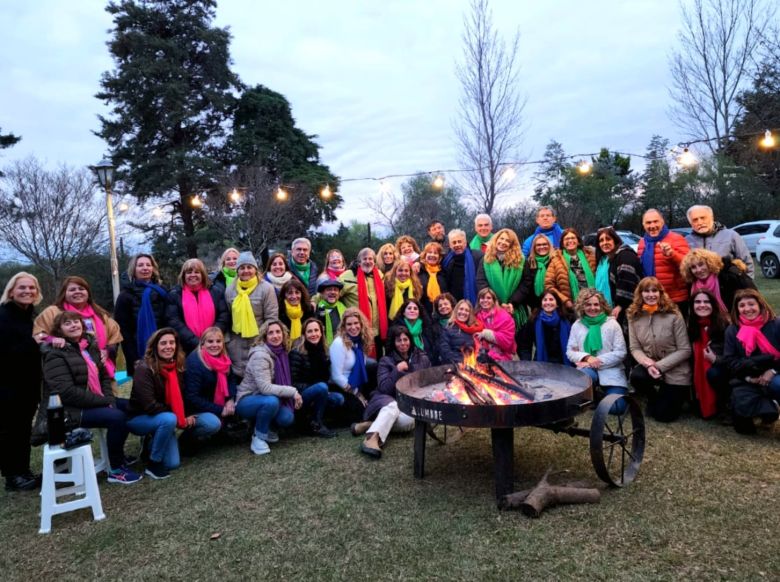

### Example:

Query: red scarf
xmin=357 ymin=267 xmax=388 ymax=342
xmin=79 ymin=339 xmax=103 ymax=397
xmin=736 ymin=314 xmax=780 ymax=358
xmin=64 ymin=302 xmax=113 ymax=377
xmin=692 ymin=318 xmax=717 ymax=418
xmin=201 ymin=349 xmax=232 ymax=406
xmin=159 ymin=362 xmax=187 ymax=428
xmin=182 ymin=285 xmax=215 ymax=338
xmin=453 ymin=319 xmax=484 ymax=335
xmin=326 ymin=267 xmax=345 ymax=280
xmin=691 ymin=274 xmax=726 ymax=311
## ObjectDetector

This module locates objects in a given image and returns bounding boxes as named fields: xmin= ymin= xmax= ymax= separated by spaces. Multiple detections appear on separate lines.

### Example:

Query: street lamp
xmin=91 ymin=157 xmax=120 ymax=303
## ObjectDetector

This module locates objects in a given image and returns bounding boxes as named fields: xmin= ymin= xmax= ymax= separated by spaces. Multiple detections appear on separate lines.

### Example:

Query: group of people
xmin=1 ymin=204 xmax=777 ymax=493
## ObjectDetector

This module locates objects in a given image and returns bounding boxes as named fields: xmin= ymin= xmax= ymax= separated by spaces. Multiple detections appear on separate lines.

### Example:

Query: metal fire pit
xmin=396 ymin=361 xmax=645 ymax=504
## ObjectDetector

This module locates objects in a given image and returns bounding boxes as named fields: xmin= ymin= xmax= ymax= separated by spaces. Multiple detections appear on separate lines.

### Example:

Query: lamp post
xmin=92 ymin=158 xmax=120 ymax=303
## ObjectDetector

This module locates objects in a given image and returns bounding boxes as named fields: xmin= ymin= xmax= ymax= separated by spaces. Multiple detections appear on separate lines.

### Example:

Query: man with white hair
xmin=289 ymin=237 xmax=319 ymax=295
xmin=444 ymin=229 xmax=482 ymax=303
xmin=470 ymin=214 xmax=494 ymax=253
xmin=685 ymin=205 xmax=754 ymax=278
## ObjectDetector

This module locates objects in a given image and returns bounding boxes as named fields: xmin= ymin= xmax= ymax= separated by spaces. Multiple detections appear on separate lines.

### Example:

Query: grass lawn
xmin=2 ymin=279 xmax=779 ymax=581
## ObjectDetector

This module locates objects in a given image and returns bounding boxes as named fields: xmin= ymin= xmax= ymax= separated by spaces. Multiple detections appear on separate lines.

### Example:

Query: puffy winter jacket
xmin=636 ymin=232 xmax=690 ymax=303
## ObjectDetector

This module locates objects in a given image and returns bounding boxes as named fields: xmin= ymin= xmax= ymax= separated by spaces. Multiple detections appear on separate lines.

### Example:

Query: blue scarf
xmin=347 ymin=334 xmax=369 ymax=392
xmin=523 ymin=223 xmax=564 ymax=256
xmin=534 ymin=310 xmax=572 ymax=365
xmin=442 ymin=250 xmax=477 ymax=304
xmin=641 ymin=225 xmax=669 ymax=278
xmin=136 ymin=281 xmax=168 ymax=357
xmin=595 ymin=257 xmax=613 ymax=307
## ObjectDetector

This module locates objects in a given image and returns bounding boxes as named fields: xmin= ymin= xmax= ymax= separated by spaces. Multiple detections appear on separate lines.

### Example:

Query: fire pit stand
xmin=397 ymin=361 xmax=645 ymax=505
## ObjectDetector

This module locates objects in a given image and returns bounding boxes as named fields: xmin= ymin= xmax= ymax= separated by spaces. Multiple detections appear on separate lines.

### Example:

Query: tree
xmin=668 ymin=0 xmax=772 ymax=152
xmin=453 ymin=0 xmax=526 ymax=213
xmin=492 ymin=199 xmax=538 ymax=242
xmin=310 ymin=221 xmax=389 ymax=265
xmin=0 ymin=158 xmax=106 ymax=296
xmin=96 ymin=0 xmax=242 ymax=258
xmin=0 ymin=127 xmax=21 ymax=178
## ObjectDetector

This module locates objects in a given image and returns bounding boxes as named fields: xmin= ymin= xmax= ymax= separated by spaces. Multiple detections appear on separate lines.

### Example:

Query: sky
xmin=0 ymin=0 xmax=687 ymax=241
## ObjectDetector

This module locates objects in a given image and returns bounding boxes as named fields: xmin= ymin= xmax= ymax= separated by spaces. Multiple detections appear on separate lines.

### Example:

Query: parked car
xmin=583 ymin=230 xmax=640 ymax=252
xmin=670 ymin=226 xmax=692 ymax=237
xmin=756 ymin=224 xmax=780 ymax=278
xmin=732 ymin=220 xmax=780 ymax=255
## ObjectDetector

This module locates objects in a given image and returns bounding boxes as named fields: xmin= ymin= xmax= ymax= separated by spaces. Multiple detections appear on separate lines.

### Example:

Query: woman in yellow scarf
xmin=278 ymin=278 xmax=314 ymax=341
xmin=384 ymin=261 xmax=422 ymax=320
xmin=418 ymin=241 xmax=447 ymax=316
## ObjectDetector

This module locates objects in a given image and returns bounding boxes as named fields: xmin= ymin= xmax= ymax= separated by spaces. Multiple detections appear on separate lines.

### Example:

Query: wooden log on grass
xmin=499 ymin=469 xmax=601 ymax=517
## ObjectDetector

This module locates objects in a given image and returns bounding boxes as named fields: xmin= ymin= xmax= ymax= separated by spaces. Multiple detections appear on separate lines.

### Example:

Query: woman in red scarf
xmin=34 ymin=276 xmax=122 ymax=378
xmin=127 ymin=328 xmax=219 ymax=479
xmin=318 ymin=249 xmax=348 ymax=283
xmin=438 ymin=299 xmax=483 ymax=364
xmin=166 ymin=259 xmax=230 ymax=354
xmin=723 ymin=289 xmax=780 ymax=434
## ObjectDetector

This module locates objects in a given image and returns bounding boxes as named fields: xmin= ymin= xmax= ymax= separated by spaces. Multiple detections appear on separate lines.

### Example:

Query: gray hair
xmin=474 ymin=213 xmax=492 ymax=226
xmin=291 ymin=237 xmax=312 ymax=251
xmin=357 ymin=247 xmax=376 ymax=260
xmin=448 ymin=228 xmax=466 ymax=242
xmin=686 ymin=205 xmax=713 ymax=221
xmin=537 ymin=206 xmax=557 ymax=218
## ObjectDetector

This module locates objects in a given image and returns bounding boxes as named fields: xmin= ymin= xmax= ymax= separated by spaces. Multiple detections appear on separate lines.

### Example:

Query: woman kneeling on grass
xmin=128 ymin=328 xmax=221 ymax=479
xmin=355 ymin=325 xmax=430 ymax=459
xmin=235 ymin=321 xmax=304 ymax=455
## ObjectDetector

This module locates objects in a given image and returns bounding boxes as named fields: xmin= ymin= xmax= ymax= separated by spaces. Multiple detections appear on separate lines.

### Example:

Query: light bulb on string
xmin=432 ymin=175 xmax=445 ymax=190
xmin=117 ymin=201 xmax=130 ymax=213
xmin=276 ymin=186 xmax=288 ymax=201
xmin=576 ymin=160 xmax=592 ymax=175
xmin=190 ymin=195 xmax=203 ymax=208
xmin=502 ymin=167 xmax=516 ymax=181
xmin=229 ymin=188 xmax=242 ymax=203
xmin=152 ymin=206 xmax=164 ymax=219
xmin=677 ymin=148 xmax=697 ymax=168
xmin=320 ymin=184 xmax=332 ymax=199
xmin=760 ymin=129 xmax=776 ymax=149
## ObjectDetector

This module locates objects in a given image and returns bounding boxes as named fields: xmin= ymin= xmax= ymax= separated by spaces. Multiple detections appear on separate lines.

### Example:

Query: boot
xmin=360 ymin=432 xmax=382 ymax=459
xmin=351 ymin=421 xmax=372 ymax=437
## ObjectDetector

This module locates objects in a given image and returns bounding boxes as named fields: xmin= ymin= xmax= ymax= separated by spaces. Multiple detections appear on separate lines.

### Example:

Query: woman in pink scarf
xmin=722 ymin=289 xmax=780 ymax=434
xmin=166 ymin=259 xmax=230 ymax=354
xmin=183 ymin=327 xmax=237 ymax=424
xmin=680 ymin=248 xmax=755 ymax=314
xmin=474 ymin=288 xmax=517 ymax=361
xmin=34 ymin=276 xmax=122 ymax=378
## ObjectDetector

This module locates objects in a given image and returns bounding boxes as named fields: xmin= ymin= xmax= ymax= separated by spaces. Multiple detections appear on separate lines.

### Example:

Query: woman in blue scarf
xmin=329 ymin=308 xmax=377 ymax=424
xmin=114 ymin=254 xmax=168 ymax=377
xmin=518 ymin=289 xmax=573 ymax=364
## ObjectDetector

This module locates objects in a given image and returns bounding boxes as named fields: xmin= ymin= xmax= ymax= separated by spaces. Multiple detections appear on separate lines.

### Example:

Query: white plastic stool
xmin=92 ymin=429 xmax=110 ymax=475
xmin=39 ymin=443 xmax=105 ymax=534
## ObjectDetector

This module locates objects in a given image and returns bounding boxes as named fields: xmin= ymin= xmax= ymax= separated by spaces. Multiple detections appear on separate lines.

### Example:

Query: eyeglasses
xmin=535 ymin=243 xmax=550 ymax=248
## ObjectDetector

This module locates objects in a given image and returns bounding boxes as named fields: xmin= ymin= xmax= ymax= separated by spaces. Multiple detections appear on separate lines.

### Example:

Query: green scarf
xmin=405 ymin=317 xmax=424 ymax=350
xmin=222 ymin=267 xmax=237 ymax=289
xmin=318 ymin=299 xmax=345 ymax=346
xmin=483 ymin=258 xmax=527 ymax=327
xmin=290 ymin=260 xmax=311 ymax=286
xmin=581 ymin=312 xmax=607 ymax=355
xmin=469 ymin=233 xmax=493 ymax=251
xmin=563 ymin=250 xmax=595 ymax=300
xmin=534 ymin=254 xmax=550 ymax=297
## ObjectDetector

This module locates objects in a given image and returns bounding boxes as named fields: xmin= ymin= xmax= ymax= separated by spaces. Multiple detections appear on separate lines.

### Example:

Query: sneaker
xmin=250 ymin=435 xmax=270 ymax=455
xmin=107 ymin=466 xmax=143 ymax=485
xmin=145 ymin=460 xmax=171 ymax=480
xmin=310 ymin=421 xmax=337 ymax=438
xmin=265 ymin=430 xmax=279 ymax=444
xmin=123 ymin=454 xmax=139 ymax=466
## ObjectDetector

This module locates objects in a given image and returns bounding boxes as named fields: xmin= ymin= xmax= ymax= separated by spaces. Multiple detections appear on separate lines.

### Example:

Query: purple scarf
xmin=268 ymin=343 xmax=295 ymax=412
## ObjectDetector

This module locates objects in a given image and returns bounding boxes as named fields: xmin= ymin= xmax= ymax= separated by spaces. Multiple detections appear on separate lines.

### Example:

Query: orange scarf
xmin=424 ymin=264 xmax=441 ymax=302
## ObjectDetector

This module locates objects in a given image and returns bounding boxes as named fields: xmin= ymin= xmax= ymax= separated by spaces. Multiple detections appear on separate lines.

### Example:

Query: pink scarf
xmin=64 ymin=302 xmax=114 ymax=377
xmin=201 ymin=349 xmax=232 ymax=406
xmin=182 ymin=285 xmax=215 ymax=338
xmin=691 ymin=274 xmax=726 ymax=311
xmin=326 ymin=267 xmax=345 ymax=280
xmin=79 ymin=339 xmax=103 ymax=396
xmin=737 ymin=314 xmax=780 ymax=358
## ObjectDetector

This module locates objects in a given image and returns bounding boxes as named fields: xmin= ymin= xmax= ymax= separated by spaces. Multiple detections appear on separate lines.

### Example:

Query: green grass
xmin=2 ymin=280 xmax=779 ymax=581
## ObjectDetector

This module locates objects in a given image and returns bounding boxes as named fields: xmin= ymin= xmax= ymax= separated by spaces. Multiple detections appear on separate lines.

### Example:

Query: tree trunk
xmin=500 ymin=469 xmax=600 ymax=517
xmin=178 ymin=185 xmax=198 ymax=258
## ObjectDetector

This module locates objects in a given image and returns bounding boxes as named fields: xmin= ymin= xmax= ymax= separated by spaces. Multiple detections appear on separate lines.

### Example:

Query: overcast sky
xmin=0 ymin=0 xmax=686 ymax=235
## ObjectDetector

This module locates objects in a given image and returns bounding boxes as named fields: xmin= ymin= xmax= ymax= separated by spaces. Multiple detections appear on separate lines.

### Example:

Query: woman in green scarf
xmin=391 ymin=298 xmax=439 ymax=364
xmin=544 ymin=228 xmax=597 ymax=311
xmin=476 ymin=228 xmax=528 ymax=330
xmin=211 ymin=248 xmax=239 ymax=293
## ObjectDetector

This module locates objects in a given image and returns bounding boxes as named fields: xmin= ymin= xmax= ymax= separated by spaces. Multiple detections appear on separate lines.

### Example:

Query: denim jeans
xmin=80 ymin=398 xmax=131 ymax=469
xmin=581 ymin=368 xmax=627 ymax=415
xmin=769 ymin=375 xmax=780 ymax=399
xmin=127 ymin=412 xmax=179 ymax=469
xmin=236 ymin=395 xmax=288 ymax=439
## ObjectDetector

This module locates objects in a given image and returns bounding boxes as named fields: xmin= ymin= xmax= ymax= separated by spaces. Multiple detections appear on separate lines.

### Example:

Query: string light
xmin=190 ymin=195 xmax=203 ymax=208
xmin=576 ymin=160 xmax=592 ymax=175
xmin=152 ymin=207 xmax=164 ymax=218
xmin=677 ymin=148 xmax=698 ymax=168
xmin=501 ymin=167 xmax=516 ymax=181
xmin=320 ymin=184 xmax=332 ymax=199
xmin=760 ymin=129 xmax=776 ymax=149
xmin=229 ymin=188 xmax=242 ymax=203
xmin=276 ymin=186 xmax=288 ymax=201
xmin=431 ymin=175 xmax=445 ymax=190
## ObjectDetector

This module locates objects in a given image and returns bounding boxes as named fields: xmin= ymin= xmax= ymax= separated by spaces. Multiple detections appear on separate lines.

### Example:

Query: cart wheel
xmin=589 ymin=393 xmax=645 ymax=487
xmin=426 ymin=424 xmax=465 ymax=445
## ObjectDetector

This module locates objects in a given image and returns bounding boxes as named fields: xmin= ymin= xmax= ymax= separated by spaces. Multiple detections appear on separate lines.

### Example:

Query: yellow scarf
xmin=232 ymin=277 xmax=259 ymax=338
xmin=389 ymin=278 xmax=414 ymax=320
xmin=424 ymin=264 xmax=441 ymax=302
xmin=285 ymin=300 xmax=303 ymax=340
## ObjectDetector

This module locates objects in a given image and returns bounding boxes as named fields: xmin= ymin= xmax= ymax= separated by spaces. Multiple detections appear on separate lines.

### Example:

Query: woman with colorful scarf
xmin=396 ymin=235 xmax=421 ymax=265
xmin=114 ymin=254 xmax=168 ymax=377
xmin=128 ymin=328 xmax=220 ymax=479
xmin=722 ymin=288 xmax=780 ymax=434
xmin=277 ymin=278 xmax=314 ymax=342
xmin=594 ymin=227 xmax=643 ymax=327
xmin=317 ymin=249 xmax=348 ymax=283
xmin=517 ymin=234 xmax=554 ymax=312
xmin=210 ymin=247 xmax=239 ymax=294
xmin=474 ymin=288 xmax=517 ymax=361
xmin=687 ymin=290 xmax=731 ymax=420
xmin=627 ymin=277 xmax=691 ymax=423
xmin=356 ymin=325 xmax=431 ymax=459
xmin=384 ymin=260 xmax=423 ymax=320
xmin=224 ymin=252 xmax=279 ymax=379
xmin=518 ymin=290 xmax=572 ymax=364
xmin=264 ymin=253 xmax=294 ymax=295
xmin=680 ymin=248 xmax=755 ymax=315
xmin=438 ymin=299 xmax=484 ymax=365
xmin=432 ymin=292 xmax=457 ymax=329
xmin=166 ymin=259 xmax=230 ymax=354
xmin=329 ymin=308 xmax=377 ymax=423
xmin=544 ymin=228 xmax=597 ymax=311
xmin=417 ymin=242 xmax=448 ymax=316
xmin=42 ymin=311 xmax=142 ymax=484
xmin=392 ymin=298 xmax=439 ymax=363
xmin=183 ymin=327 xmax=237 ymax=437
xmin=34 ymin=275 xmax=123 ymax=379
xmin=566 ymin=289 xmax=629 ymax=414
xmin=477 ymin=228 xmax=528 ymax=331
xmin=376 ymin=243 xmax=399 ymax=275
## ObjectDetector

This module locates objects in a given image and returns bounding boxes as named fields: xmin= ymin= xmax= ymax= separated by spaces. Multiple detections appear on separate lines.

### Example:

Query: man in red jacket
xmin=637 ymin=209 xmax=691 ymax=317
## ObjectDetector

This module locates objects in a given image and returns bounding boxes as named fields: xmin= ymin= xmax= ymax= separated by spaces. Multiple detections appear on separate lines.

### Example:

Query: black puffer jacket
xmin=41 ymin=340 xmax=114 ymax=425
xmin=438 ymin=325 xmax=474 ymax=365
xmin=0 ymin=301 xmax=42 ymax=404
xmin=165 ymin=285 xmax=231 ymax=353
xmin=289 ymin=345 xmax=330 ymax=393
xmin=114 ymin=280 xmax=168 ymax=376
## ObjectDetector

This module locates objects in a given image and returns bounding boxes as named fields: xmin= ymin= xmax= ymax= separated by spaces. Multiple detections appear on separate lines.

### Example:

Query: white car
xmin=732 ymin=220 xmax=780 ymax=255
xmin=756 ymin=224 xmax=780 ymax=278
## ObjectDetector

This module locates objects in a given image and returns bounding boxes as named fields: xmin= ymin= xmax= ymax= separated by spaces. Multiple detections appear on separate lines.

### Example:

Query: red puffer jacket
xmin=637 ymin=232 xmax=690 ymax=303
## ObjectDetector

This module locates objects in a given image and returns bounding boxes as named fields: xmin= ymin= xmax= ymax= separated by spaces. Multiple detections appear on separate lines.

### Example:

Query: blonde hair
xmin=219 ymin=248 xmax=240 ymax=269
xmin=336 ymin=307 xmax=373 ymax=350
xmin=679 ymin=248 xmax=723 ymax=283
xmin=376 ymin=243 xmax=399 ymax=273
xmin=384 ymin=260 xmax=422 ymax=299
xmin=447 ymin=299 xmax=477 ymax=327
xmin=0 ymin=271 xmax=42 ymax=306
xmin=178 ymin=258 xmax=212 ymax=288
xmin=254 ymin=319 xmax=291 ymax=351
xmin=198 ymin=326 xmax=227 ymax=357
xmin=574 ymin=288 xmax=610 ymax=318
xmin=528 ymin=234 xmax=553 ymax=268
xmin=127 ymin=254 xmax=161 ymax=283
xmin=483 ymin=228 xmax=523 ymax=268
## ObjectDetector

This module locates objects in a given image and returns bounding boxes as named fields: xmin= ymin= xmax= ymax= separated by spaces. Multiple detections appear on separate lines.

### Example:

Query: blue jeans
xmin=126 ymin=412 xmax=218 ymax=470
xmin=80 ymin=398 xmax=131 ymax=469
xmin=769 ymin=375 xmax=780 ymax=399
xmin=582 ymin=367 xmax=627 ymax=415
xmin=236 ymin=395 xmax=290 ymax=439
